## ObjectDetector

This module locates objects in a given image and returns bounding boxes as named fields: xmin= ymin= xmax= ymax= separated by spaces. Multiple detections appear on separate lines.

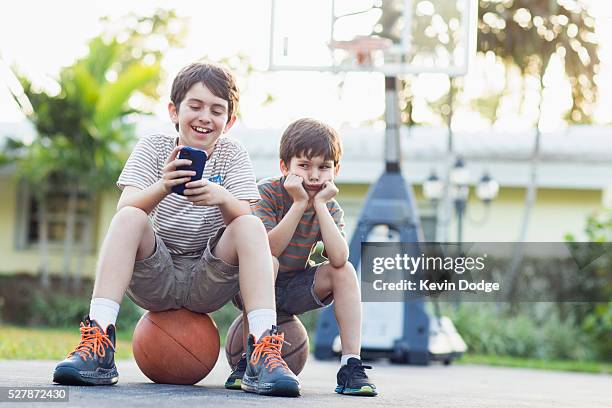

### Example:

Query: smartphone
xmin=171 ymin=146 xmax=207 ymax=195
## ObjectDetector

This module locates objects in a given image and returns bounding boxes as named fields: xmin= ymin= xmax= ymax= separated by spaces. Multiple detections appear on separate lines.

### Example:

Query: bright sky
xmin=1 ymin=0 xmax=611 ymax=131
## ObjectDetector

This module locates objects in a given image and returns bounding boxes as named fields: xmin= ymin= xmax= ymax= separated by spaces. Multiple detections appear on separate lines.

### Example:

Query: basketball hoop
xmin=269 ymin=0 xmax=476 ymax=75
xmin=328 ymin=35 xmax=393 ymax=67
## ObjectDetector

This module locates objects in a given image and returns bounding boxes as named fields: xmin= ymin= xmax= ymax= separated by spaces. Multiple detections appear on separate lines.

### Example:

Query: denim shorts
xmin=275 ymin=263 xmax=334 ymax=315
xmin=232 ymin=262 xmax=334 ymax=315
xmin=126 ymin=227 xmax=240 ymax=313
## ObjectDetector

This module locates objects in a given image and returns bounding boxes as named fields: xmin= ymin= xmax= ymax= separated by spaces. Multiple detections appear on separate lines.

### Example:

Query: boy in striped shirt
xmin=53 ymin=62 xmax=300 ymax=397
xmin=226 ymin=118 xmax=377 ymax=396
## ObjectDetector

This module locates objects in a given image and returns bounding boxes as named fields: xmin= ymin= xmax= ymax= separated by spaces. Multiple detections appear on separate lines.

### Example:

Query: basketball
xmin=225 ymin=313 xmax=309 ymax=375
xmin=132 ymin=309 xmax=220 ymax=385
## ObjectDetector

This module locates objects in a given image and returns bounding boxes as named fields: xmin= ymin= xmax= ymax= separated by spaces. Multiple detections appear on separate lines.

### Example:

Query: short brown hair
xmin=170 ymin=62 xmax=239 ymax=130
xmin=279 ymin=118 xmax=342 ymax=167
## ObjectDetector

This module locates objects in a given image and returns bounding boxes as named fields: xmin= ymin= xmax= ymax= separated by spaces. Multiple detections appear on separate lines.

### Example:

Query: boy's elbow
xmin=329 ymin=253 xmax=349 ymax=268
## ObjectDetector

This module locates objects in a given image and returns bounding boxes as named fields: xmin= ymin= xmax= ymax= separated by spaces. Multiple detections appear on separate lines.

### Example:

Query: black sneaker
xmin=225 ymin=353 xmax=247 ymax=390
xmin=241 ymin=326 xmax=301 ymax=397
xmin=52 ymin=316 xmax=118 ymax=386
xmin=335 ymin=358 xmax=377 ymax=396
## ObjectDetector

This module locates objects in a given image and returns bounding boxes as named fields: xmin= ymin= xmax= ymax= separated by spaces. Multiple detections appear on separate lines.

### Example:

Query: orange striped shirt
xmin=253 ymin=176 xmax=345 ymax=273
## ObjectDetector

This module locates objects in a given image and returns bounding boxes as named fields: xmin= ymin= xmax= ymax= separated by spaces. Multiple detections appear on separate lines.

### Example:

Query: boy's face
xmin=281 ymin=154 xmax=339 ymax=198
xmin=168 ymin=82 xmax=236 ymax=155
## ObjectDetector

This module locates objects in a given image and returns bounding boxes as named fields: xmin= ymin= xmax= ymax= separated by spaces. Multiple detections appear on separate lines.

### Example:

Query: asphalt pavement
xmin=0 ymin=354 xmax=610 ymax=407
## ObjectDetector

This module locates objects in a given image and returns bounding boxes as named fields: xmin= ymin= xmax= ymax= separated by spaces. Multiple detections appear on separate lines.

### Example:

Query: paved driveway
xmin=1 ymin=356 xmax=610 ymax=407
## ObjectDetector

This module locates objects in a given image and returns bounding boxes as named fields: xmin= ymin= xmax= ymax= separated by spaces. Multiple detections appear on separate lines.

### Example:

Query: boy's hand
xmin=184 ymin=179 xmax=230 ymax=206
xmin=161 ymin=145 xmax=196 ymax=194
xmin=314 ymin=181 xmax=338 ymax=204
xmin=284 ymin=173 xmax=309 ymax=204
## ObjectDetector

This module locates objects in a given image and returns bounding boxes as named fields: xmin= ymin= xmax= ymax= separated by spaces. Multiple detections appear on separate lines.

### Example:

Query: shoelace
xmin=68 ymin=322 xmax=114 ymax=361
xmin=346 ymin=361 xmax=372 ymax=380
xmin=250 ymin=333 xmax=289 ymax=372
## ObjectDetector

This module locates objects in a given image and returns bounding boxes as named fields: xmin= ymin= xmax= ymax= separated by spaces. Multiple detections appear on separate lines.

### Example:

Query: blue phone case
xmin=171 ymin=146 xmax=207 ymax=195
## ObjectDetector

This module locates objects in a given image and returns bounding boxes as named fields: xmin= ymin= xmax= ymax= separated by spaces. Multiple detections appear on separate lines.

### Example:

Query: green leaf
xmin=71 ymin=64 xmax=100 ymax=109
xmin=83 ymin=37 xmax=122 ymax=84
xmin=93 ymin=62 xmax=160 ymax=135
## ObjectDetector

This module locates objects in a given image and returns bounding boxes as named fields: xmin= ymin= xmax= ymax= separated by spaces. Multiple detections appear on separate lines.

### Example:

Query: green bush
xmin=582 ymin=302 xmax=612 ymax=360
xmin=446 ymin=210 xmax=612 ymax=363
xmin=444 ymin=303 xmax=598 ymax=361
xmin=30 ymin=294 xmax=89 ymax=327
xmin=31 ymin=291 xmax=144 ymax=330
xmin=564 ymin=210 xmax=612 ymax=361
xmin=0 ymin=274 xmax=143 ymax=330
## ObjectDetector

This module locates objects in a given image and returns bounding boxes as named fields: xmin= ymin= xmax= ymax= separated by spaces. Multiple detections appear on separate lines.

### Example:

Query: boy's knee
xmin=227 ymin=214 xmax=266 ymax=235
xmin=329 ymin=261 xmax=357 ymax=281
xmin=343 ymin=261 xmax=356 ymax=273
xmin=114 ymin=206 xmax=148 ymax=227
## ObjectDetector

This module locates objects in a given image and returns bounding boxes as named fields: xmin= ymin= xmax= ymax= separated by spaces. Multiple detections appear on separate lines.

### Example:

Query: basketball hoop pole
xmin=315 ymin=75 xmax=429 ymax=363
xmin=272 ymin=0 xmax=476 ymax=364
xmin=384 ymin=76 xmax=401 ymax=172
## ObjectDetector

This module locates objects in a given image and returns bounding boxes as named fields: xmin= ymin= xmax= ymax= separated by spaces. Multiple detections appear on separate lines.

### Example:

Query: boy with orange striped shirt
xmin=226 ymin=118 xmax=377 ymax=396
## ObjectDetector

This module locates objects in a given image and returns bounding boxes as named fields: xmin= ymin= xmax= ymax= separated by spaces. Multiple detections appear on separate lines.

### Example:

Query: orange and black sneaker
xmin=52 ymin=316 xmax=118 ymax=386
xmin=241 ymin=326 xmax=301 ymax=397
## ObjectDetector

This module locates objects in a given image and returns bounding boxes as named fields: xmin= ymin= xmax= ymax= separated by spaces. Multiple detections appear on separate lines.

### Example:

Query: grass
xmin=0 ymin=324 xmax=229 ymax=361
xmin=456 ymin=353 xmax=611 ymax=374
xmin=1 ymin=325 xmax=610 ymax=375
xmin=0 ymin=325 xmax=135 ymax=360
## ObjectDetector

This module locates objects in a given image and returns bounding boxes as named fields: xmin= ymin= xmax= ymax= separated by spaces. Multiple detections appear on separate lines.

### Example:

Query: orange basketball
xmin=132 ymin=309 xmax=220 ymax=385
xmin=225 ymin=313 xmax=309 ymax=375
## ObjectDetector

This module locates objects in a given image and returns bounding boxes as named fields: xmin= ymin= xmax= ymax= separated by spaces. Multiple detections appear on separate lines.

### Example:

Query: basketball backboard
xmin=268 ymin=0 xmax=477 ymax=76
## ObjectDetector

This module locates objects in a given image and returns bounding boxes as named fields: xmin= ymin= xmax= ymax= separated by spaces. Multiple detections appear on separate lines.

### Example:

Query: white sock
xmin=247 ymin=309 xmax=277 ymax=340
xmin=89 ymin=298 xmax=120 ymax=332
xmin=341 ymin=354 xmax=361 ymax=366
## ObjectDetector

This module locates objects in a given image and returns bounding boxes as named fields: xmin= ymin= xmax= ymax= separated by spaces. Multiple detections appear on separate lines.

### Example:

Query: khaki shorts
xmin=126 ymin=227 xmax=239 ymax=313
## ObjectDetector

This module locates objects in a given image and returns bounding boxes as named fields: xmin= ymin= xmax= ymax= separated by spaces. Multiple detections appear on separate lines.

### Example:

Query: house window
xmin=17 ymin=179 xmax=95 ymax=248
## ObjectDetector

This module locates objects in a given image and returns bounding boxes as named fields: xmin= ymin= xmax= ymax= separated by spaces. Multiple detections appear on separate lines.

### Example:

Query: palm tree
xmin=477 ymin=0 xmax=599 ymax=301
xmin=370 ymin=1 xmax=600 ymax=300
xmin=478 ymin=0 xmax=599 ymax=123
xmin=6 ymin=10 xmax=185 ymax=287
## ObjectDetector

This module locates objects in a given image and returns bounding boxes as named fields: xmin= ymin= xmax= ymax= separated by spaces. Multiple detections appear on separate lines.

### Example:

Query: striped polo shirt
xmin=252 ymin=176 xmax=345 ymax=274
xmin=117 ymin=134 xmax=260 ymax=256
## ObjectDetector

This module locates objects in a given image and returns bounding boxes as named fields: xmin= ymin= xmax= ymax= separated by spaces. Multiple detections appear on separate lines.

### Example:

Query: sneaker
xmin=241 ymin=326 xmax=301 ymax=397
xmin=52 ymin=316 xmax=118 ymax=386
xmin=224 ymin=353 xmax=247 ymax=390
xmin=335 ymin=358 xmax=377 ymax=396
